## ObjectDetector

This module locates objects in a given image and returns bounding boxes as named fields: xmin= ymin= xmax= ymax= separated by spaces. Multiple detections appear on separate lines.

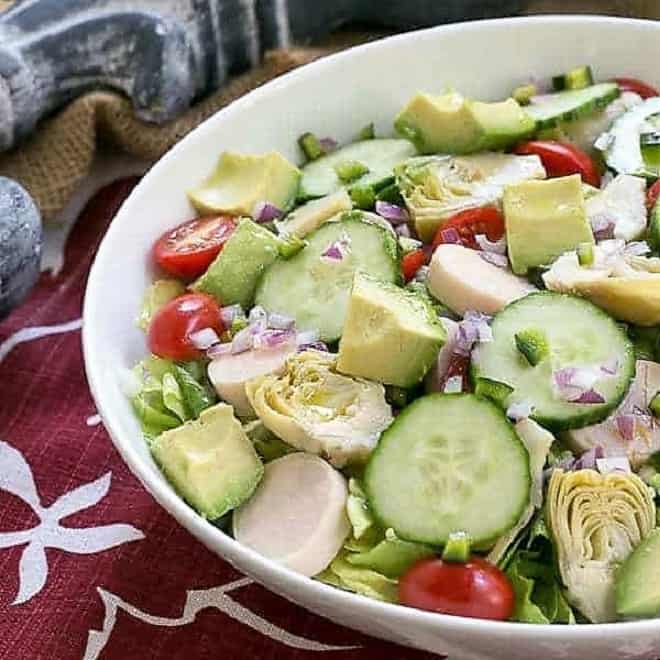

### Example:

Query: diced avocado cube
xmin=151 ymin=402 xmax=263 ymax=520
xmin=616 ymin=528 xmax=660 ymax=618
xmin=394 ymin=91 xmax=535 ymax=155
xmin=504 ymin=174 xmax=594 ymax=275
xmin=188 ymin=151 xmax=300 ymax=216
xmin=192 ymin=219 xmax=284 ymax=308
xmin=337 ymin=272 xmax=445 ymax=387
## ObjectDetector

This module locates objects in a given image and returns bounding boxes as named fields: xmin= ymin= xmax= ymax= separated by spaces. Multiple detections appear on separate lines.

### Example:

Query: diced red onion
xmin=475 ymin=233 xmax=507 ymax=255
xmin=454 ymin=311 xmax=493 ymax=356
xmin=440 ymin=227 xmax=461 ymax=244
xmin=596 ymin=456 xmax=631 ymax=474
xmin=616 ymin=414 xmax=636 ymax=443
xmin=443 ymin=375 xmax=464 ymax=393
xmin=253 ymin=328 xmax=296 ymax=350
xmin=414 ymin=264 xmax=430 ymax=283
xmin=591 ymin=214 xmax=615 ymax=241
xmin=230 ymin=326 xmax=253 ymax=354
xmin=321 ymin=239 xmax=349 ymax=261
xmin=248 ymin=305 xmax=268 ymax=324
xmin=319 ymin=137 xmax=338 ymax=153
xmin=479 ymin=251 xmax=509 ymax=268
xmin=568 ymin=388 xmax=605 ymax=404
xmin=189 ymin=327 xmax=220 ymax=350
xmin=395 ymin=224 xmax=412 ymax=238
xmin=625 ymin=241 xmax=651 ymax=256
xmin=375 ymin=201 xmax=409 ymax=225
xmin=220 ymin=304 xmax=245 ymax=327
xmin=268 ymin=311 xmax=295 ymax=330
xmin=252 ymin=201 xmax=283 ymax=223
xmin=206 ymin=342 xmax=233 ymax=358
xmin=507 ymin=399 xmax=534 ymax=421
xmin=574 ymin=445 xmax=605 ymax=470
xmin=601 ymin=356 xmax=619 ymax=376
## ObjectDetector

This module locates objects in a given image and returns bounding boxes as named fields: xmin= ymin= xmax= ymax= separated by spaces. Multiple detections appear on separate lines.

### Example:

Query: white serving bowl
xmin=83 ymin=16 xmax=660 ymax=660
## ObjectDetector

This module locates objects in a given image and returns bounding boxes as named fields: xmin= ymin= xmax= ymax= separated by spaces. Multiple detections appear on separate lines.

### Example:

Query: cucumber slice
xmin=299 ymin=139 xmax=417 ymax=199
xmin=472 ymin=292 xmax=635 ymax=431
xmin=599 ymin=98 xmax=660 ymax=179
xmin=552 ymin=65 xmax=594 ymax=92
xmin=526 ymin=83 xmax=620 ymax=129
xmin=255 ymin=216 xmax=400 ymax=342
xmin=364 ymin=393 xmax=530 ymax=547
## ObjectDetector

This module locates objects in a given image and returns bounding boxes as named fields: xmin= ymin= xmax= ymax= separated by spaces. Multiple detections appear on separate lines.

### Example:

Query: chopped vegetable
xmin=442 ymin=532 xmax=471 ymax=563
xmin=298 ymin=132 xmax=325 ymax=161
xmin=577 ymin=242 xmax=594 ymax=266
xmin=334 ymin=159 xmax=369 ymax=183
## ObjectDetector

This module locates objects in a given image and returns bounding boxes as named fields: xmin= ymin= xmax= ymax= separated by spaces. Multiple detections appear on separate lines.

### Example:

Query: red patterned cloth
xmin=0 ymin=180 xmax=440 ymax=660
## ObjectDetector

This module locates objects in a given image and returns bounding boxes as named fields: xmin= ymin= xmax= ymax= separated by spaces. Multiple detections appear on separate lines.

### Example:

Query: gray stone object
xmin=0 ymin=177 xmax=41 ymax=319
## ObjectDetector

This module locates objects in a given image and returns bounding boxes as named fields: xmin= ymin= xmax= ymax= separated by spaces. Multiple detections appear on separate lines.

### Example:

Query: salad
xmin=130 ymin=66 xmax=660 ymax=625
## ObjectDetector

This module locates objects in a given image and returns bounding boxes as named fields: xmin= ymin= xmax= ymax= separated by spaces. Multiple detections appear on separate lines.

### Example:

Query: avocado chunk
xmin=188 ymin=151 xmax=300 ymax=216
xmin=504 ymin=174 xmax=594 ymax=275
xmin=151 ymin=402 xmax=263 ymax=520
xmin=395 ymin=91 xmax=535 ymax=155
xmin=276 ymin=189 xmax=352 ymax=239
xmin=337 ymin=272 xmax=445 ymax=387
xmin=192 ymin=218 xmax=284 ymax=308
xmin=616 ymin=528 xmax=660 ymax=618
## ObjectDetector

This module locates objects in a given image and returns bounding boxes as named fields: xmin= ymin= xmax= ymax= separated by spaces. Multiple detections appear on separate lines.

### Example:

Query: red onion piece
xmin=443 ymin=375 xmax=464 ymax=394
xmin=230 ymin=326 xmax=253 ymax=354
xmin=206 ymin=342 xmax=233 ymax=358
xmin=568 ymin=388 xmax=605 ymax=404
xmin=574 ymin=445 xmax=605 ymax=470
xmin=319 ymin=137 xmax=338 ymax=153
xmin=321 ymin=239 xmax=349 ymax=261
xmin=625 ymin=241 xmax=651 ymax=256
xmin=220 ymin=304 xmax=245 ymax=327
xmin=252 ymin=201 xmax=283 ymax=223
xmin=616 ymin=414 xmax=636 ymax=443
xmin=189 ymin=327 xmax=220 ymax=350
xmin=297 ymin=341 xmax=329 ymax=353
xmin=253 ymin=328 xmax=296 ymax=350
xmin=475 ymin=233 xmax=507 ymax=255
xmin=440 ymin=227 xmax=461 ymax=244
xmin=375 ymin=201 xmax=409 ymax=225
xmin=268 ymin=311 xmax=295 ymax=330
xmin=479 ymin=251 xmax=509 ymax=268
xmin=596 ymin=456 xmax=631 ymax=474
xmin=296 ymin=329 xmax=320 ymax=347
xmin=395 ymin=224 xmax=412 ymax=238
xmin=454 ymin=311 xmax=493 ymax=356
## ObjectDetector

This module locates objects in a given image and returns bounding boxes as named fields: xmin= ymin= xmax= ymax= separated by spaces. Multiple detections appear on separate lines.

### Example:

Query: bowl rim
xmin=83 ymin=13 xmax=660 ymax=638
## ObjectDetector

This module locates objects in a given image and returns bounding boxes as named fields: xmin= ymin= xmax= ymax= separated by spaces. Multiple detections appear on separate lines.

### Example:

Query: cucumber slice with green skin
xmin=472 ymin=292 xmax=635 ymax=431
xmin=526 ymin=83 xmax=620 ymax=129
xmin=551 ymin=65 xmax=594 ymax=92
xmin=298 ymin=139 xmax=417 ymax=200
xmin=599 ymin=98 xmax=660 ymax=179
xmin=255 ymin=216 xmax=400 ymax=342
xmin=364 ymin=393 xmax=531 ymax=548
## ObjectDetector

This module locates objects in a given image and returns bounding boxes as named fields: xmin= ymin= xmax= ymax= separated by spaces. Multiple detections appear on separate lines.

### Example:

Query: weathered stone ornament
xmin=0 ymin=177 xmax=41 ymax=319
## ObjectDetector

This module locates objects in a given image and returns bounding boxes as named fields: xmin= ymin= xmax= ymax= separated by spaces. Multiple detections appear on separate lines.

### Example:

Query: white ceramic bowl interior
xmin=84 ymin=16 xmax=660 ymax=660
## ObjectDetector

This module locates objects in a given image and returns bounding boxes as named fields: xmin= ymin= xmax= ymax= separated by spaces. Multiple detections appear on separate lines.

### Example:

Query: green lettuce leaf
xmin=505 ymin=516 xmax=575 ymax=624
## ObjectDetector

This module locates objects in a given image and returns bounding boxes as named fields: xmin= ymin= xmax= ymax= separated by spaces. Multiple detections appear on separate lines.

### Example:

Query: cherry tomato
xmin=148 ymin=293 xmax=223 ymax=361
xmin=431 ymin=207 xmax=505 ymax=252
xmin=153 ymin=215 xmax=237 ymax=279
xmin=399 ymin=557 xmax=515 ymax=621
xmin=647 ymin=180 xmax=660 ymax=210
xmin=402 ymin=249 xmax=427 ymax=282
xmin=513 ymin=140 xmax=600 ymax=187
xmin=612 ymin=77 xmax=659 ymax=100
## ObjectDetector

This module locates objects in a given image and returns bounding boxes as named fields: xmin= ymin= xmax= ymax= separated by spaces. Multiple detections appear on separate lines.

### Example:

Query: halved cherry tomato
xmin=399 ymin=556 xmax=514 ymax=621
xmin=513 ymin=140 xmax=600 ymax=187
xmin=402 ymin=249 xmax=427 ymax=282
xmin=612 ymin=77 xmax=659 ymax=100
xmin=148 ymin=293 xmax=223 ymax=361
xmin=647 ymin=180 xmax=660 ymax=210
xmin=153 ymin=215 xmax=237 ymax=279
xmin=431 ymin=206 xmax=505 ymax=252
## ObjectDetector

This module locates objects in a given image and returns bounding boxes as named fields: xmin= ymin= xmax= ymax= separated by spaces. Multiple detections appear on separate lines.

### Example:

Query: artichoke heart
xmin=245 ymin=350 xmax=393 ymax=467
xmin=396 ymin=152 xmax=545 ymax=242
xmin=547 ymin=468 xmax=655 ymax=622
